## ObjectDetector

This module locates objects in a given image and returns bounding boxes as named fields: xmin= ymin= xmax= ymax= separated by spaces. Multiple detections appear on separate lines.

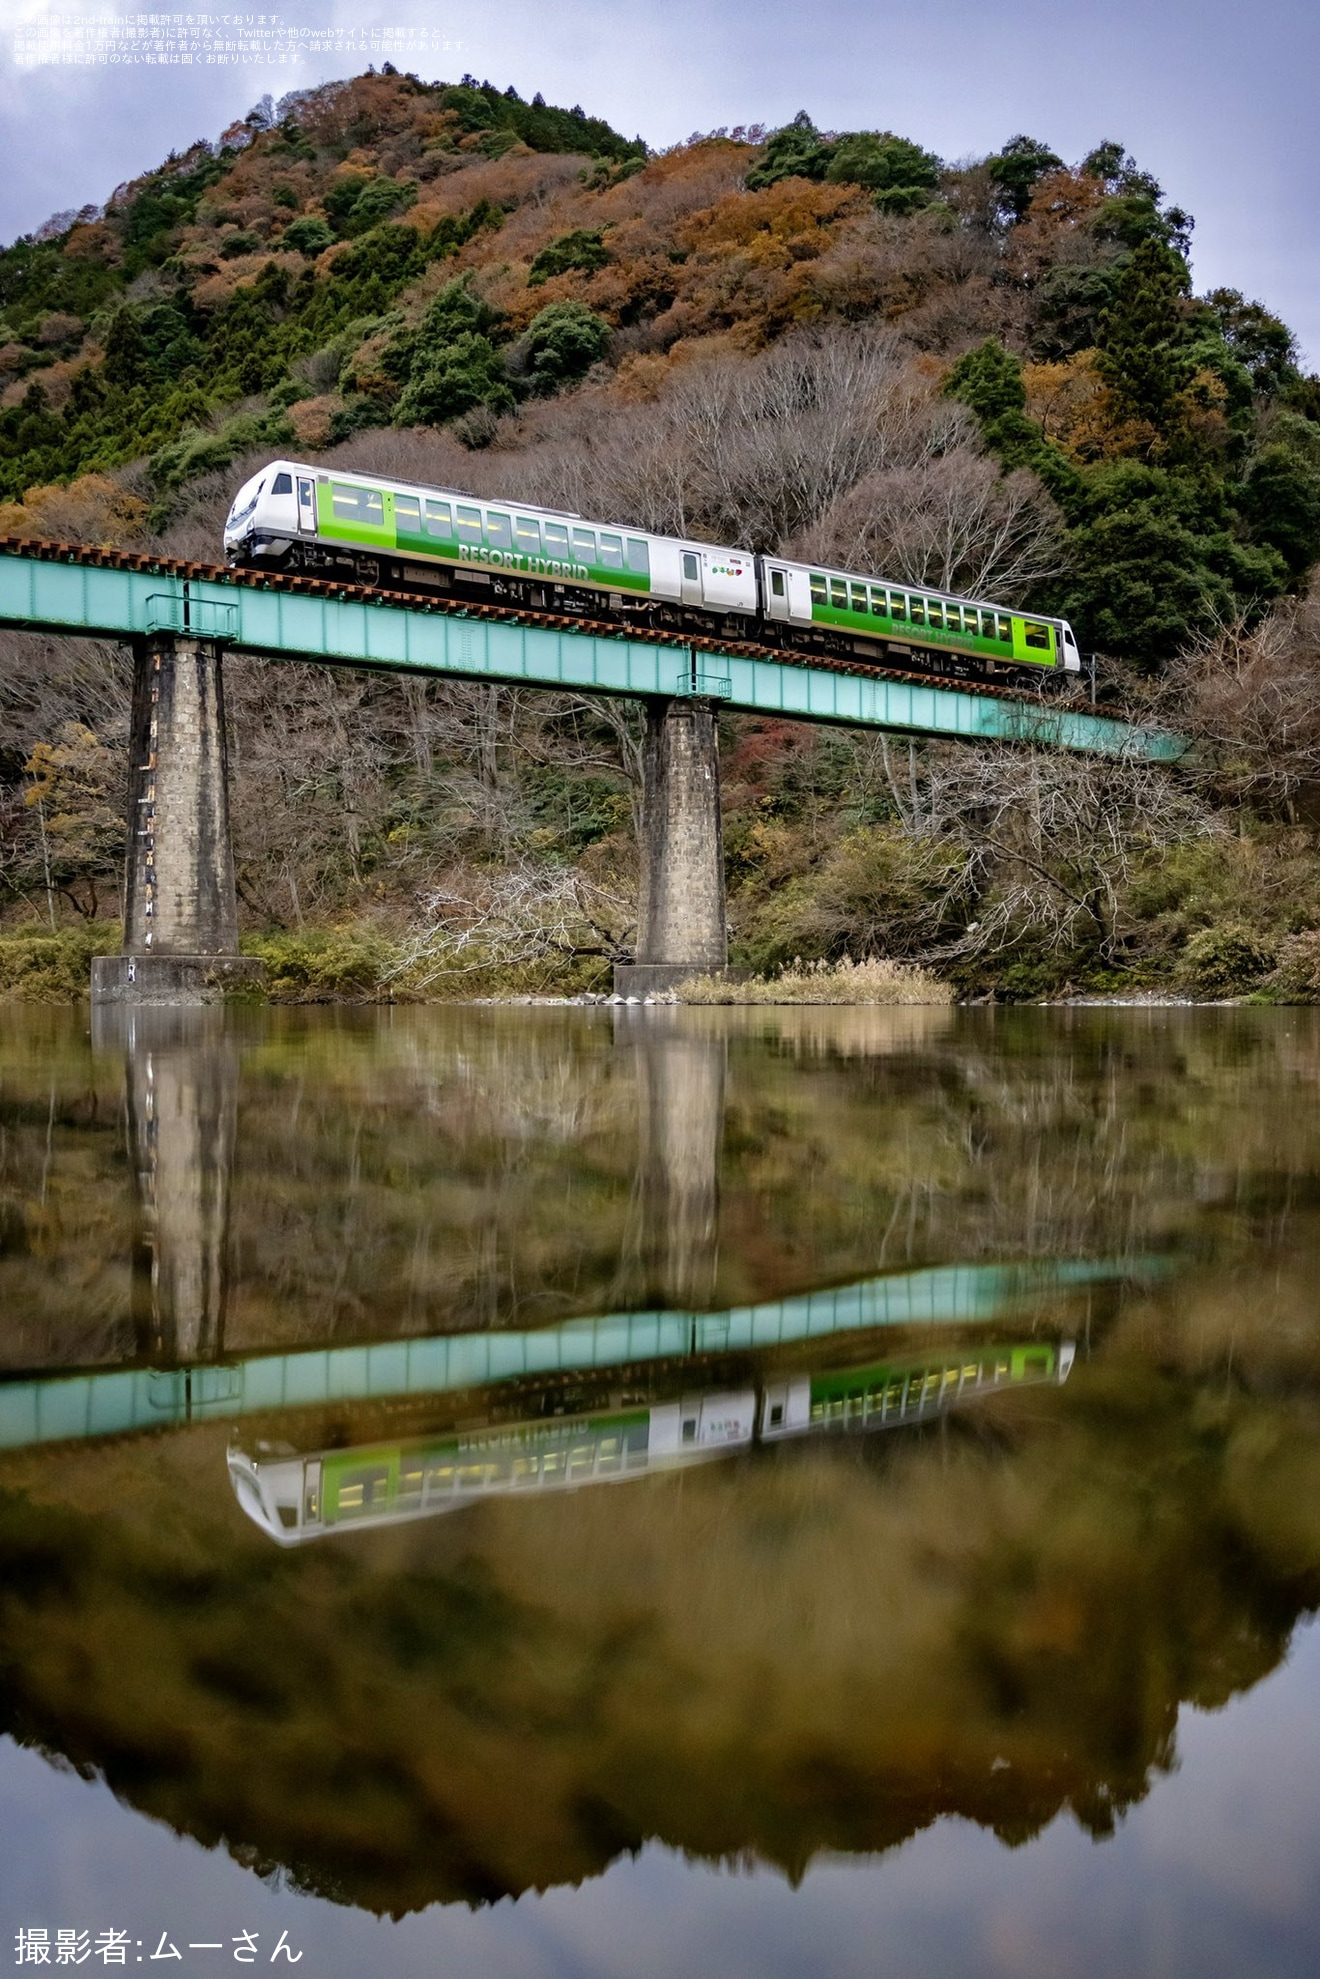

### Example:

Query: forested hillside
xmin=3 ymin=72 xmax=1320 ymax=1000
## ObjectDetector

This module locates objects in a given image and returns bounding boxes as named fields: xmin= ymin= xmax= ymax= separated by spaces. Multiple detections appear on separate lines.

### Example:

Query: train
xmin=223 ymin=459 xmax=1082 ymax=684
xmin=229 ymin=1338 xmax=1075 ymax=1546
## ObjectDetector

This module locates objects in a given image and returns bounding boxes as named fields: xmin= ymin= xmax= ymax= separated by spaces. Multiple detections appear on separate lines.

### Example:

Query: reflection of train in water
xmin=230 ymin=1340 xmax=1074 ymax=1546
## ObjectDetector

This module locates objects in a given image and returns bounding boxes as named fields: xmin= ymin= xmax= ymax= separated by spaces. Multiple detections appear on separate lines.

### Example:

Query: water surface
xmin=1 ymin=1003 xmax=1319 ymax=1976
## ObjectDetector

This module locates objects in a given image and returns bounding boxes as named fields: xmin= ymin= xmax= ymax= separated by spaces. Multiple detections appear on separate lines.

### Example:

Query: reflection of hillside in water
xmin=7 ymin=1006 xmax=1320 ymax=1368
xmin=1 ymin=1010 xmax=1320 ymax=1913
xmin=0 ymin=1330 xmax=1318 ymax=1916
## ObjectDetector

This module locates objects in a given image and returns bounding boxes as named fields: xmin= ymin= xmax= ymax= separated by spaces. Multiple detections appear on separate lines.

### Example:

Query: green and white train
xmin=229 ymin=1339 xmax=1074 ymax=1546
xmin=224 ymin=459 xmax=1082 ymax=683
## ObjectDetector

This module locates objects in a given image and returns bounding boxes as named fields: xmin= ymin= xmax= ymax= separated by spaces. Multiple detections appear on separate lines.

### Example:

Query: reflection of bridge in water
xmin=0 ymin=1256 xmax=1142 ymax=1451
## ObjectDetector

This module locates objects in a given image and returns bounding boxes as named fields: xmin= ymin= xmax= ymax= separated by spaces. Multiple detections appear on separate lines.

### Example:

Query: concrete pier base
xmin=91 ymin=954 xmax=265 ymax=1004
xmin=614 ymin=696 xmax=727 ymax=996
xmin=95 ymin=634 xmax=263 ymax=1002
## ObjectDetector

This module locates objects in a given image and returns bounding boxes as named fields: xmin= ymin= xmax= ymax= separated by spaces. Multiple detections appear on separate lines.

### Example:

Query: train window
xmin=271 ymin=471 xmax=293 ymax=495
xmin=424 ymin=499 xmax=453 ymax=538
xmin=889 ymin=594 xmax=907 ymax=621
xmin=626 ymin=538 xmax=650 ymax=576
xmin=398 ymin=1463 xmax=424 ymax=1500
xmin=682 ymin=551 xmax=699 ymax=581
xmin=979 ymin=610 xmax=997 ymax=640
xmin=850 ymin=583 xmax=868 ymax=612
xmin=514 ymin=515 xmax=541 ymax=554
xmin=830 ymin=578 xmax=848 ymax=608
xmin=485 ymin=510 xmax=512 ymax=550
xmin=947 ymin=606 xmax=964 ymax=633
xmin=770 ymin=568 xmax=786 ymax=597
xmin=928 ymin=601 xmax=944 ymax=629
xmin=331 ymin=483 xmax=383 ymax=524
xmin=809 ymin=574 xmax=826 ymax=605
xmin=455 ymin=504 xmax=483 ymax=546
xmin=277 ymin=1504 xmax=297 ymax=1528
xmin=870 ymin=588 xmax=886 ymax=616
xmin=681 ymin=1417 xmax=697 ymax=1443
xmin=598 ymin=531 xmax=624 ymax=570
xmin=572 ymin=527 xmax=597 ymax=563
xmin=997 ymin=615 xmax=1011 ymax=642
xmin=1024 ymin=621 xmax=1051 ymax=649
xmin=394 ymin=494 xmax=420 ymax=532
xmin=543 ymin=521 xmax=570 ymax=556
xmin=909 ymin=597 xmax=925 ymax=625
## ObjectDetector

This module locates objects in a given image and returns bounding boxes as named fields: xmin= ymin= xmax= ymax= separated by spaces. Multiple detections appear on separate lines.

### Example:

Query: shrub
xmin=0 ymin=923 xmax=121 ymax=1001
xmin=240 ymin=927 xmax=396 ymax=1001
xmin=1262 ymin=931 xmax=1320 ymax=1004
xmin=1176 ymin=923 xmax=1276 ymax=999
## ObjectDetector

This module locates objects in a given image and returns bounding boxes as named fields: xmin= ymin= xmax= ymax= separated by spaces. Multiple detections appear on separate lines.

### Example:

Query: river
xmin=1 ymin=1001 xmax=1318 ymax=1978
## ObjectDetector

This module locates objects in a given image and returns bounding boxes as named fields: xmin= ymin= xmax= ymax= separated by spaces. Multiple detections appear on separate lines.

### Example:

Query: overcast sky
xmin=1 ymin=0 xmax=1316 ymax=362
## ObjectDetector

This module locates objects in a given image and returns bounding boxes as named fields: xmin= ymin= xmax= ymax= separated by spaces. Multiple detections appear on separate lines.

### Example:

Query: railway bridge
xmin=0 ymin=538 xmax=1183 ymax=1000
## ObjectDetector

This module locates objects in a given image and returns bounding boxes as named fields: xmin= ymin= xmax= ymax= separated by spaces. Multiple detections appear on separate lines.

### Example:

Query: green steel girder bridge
xmin=0 ymin=1255 xmax=1144 ymax=1453
xmin=0 ymin=538 xmax=1184 ymax=999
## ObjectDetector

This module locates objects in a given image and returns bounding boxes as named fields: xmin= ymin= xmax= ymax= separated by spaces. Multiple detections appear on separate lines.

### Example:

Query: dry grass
xmin=676 ymin=955 xmax=954 ymax=1005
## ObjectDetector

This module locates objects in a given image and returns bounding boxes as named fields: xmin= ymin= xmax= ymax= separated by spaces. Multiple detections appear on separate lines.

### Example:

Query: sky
xmin=0 ymin=0 xmax=1317 ymax=362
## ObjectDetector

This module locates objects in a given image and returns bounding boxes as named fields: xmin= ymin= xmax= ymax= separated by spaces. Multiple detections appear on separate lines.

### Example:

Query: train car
xmin=760 ymin=555 xmax=1081 ymax=676
xmin=228 ymin=1388 xmax=756 ymax=1546
xmin=223 ymin=460 xmax=1080 ymax=685
xmin=222 ymin=459 xmax=758 ymax=625
xmin=759 ymin=1338 xmax=1075 ymax=1440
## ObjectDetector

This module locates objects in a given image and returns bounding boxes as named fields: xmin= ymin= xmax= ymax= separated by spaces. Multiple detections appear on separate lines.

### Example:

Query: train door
xmin=764 ymin=564 xmax=790 ymax=620
xmin=786 ymin=567 xmax=814 ymax=624
xmin=296 ymin=476 xmax=316 ymax=534
xmin=680 ymin=549 xmax=703 ymax=607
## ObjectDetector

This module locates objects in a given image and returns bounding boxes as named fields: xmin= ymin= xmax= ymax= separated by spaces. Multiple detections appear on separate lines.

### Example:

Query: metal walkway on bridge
xmin=0 ymin=538 xmax=1182 ymax=758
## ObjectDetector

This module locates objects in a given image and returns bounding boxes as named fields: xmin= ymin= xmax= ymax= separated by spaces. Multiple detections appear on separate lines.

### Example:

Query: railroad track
xmin=0 ymin=533 xmax=1082 ymax=714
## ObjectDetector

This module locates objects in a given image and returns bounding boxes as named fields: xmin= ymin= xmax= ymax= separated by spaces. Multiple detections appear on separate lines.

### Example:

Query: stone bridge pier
xmin=92 ymin=634 xmax=263 ymax=1003
xmin=614 ymin=695 xmax=727 ymax=997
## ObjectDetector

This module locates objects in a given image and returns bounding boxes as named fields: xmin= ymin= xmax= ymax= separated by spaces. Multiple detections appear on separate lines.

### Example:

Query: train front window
xmin=543 ymin=521 xmax=570 ymax=556
xmin=394 ymin=495 xmax=420 ymax=533
xmin=514 ymin=516 xmax=541 ymax=554
xmin=271 ymin=471 xmax=293 ymax=495
xmin=456 ymin=505 xmax=483 ymax=547
xmin=485 ymin=511 xmax=512 ymax=550
xmin=598 ymin=532 xmax=624 ymax=571
xmin=626 ymin=537 xmax=649 ymax=577
xmin=424 ymin=499 xmax=453 ymax=539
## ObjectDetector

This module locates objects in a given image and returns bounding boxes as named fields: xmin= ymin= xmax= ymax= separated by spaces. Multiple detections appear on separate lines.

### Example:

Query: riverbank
xmin=1 ymin=921 xmax=1317 ymax=1006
